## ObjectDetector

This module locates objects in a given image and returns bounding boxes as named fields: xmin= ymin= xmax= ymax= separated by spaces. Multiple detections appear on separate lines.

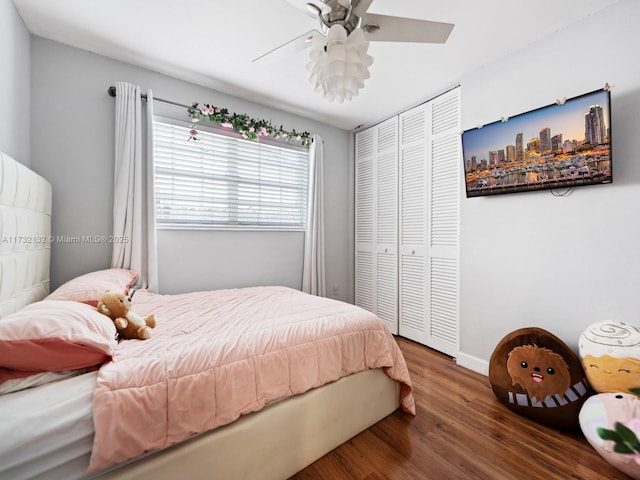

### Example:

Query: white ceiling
xmin=12 ymin=0 xmax=621 ymax=131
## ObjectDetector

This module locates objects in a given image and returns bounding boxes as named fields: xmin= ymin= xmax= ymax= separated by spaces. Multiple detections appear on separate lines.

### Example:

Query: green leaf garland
xmin=188 ymin=103 xmax=311 ymax=146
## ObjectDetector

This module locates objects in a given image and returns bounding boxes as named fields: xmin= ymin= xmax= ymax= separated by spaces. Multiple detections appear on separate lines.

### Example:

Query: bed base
xmin=96 ymin=368 xmax=399 ymax=480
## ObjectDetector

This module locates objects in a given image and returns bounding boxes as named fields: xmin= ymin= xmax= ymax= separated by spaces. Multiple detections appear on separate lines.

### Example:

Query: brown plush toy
xmin=489 ymin=327 xmax=591 ymax=429
xmin=97 ymin=291 xmax=156 ymax=340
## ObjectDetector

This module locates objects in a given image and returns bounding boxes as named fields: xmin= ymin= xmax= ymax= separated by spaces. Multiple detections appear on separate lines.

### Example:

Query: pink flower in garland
xmin=189 ymin=129 xmax=198 ymax=137
xmin=249 ymin=127 xmax=255 ymax=133
xmin=222 ymin=122 xmax=233 ymax=128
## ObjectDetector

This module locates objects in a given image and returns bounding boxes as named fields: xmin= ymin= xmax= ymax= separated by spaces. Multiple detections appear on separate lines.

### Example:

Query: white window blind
xmin=153 ymin=119 xmax=309 ymax=229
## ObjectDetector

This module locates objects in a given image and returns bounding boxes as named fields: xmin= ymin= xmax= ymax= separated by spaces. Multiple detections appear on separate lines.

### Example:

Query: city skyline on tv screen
xmin=462 ymin=89 xmax=611 ymax=197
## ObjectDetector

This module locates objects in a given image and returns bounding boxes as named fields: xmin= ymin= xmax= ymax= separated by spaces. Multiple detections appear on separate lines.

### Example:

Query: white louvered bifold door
xmin=398 ymin=104 xmax=428 ymax=342
xmin=355 ymin=128 xmax=375 ymax=313
xmin=399 ymin=87 xmax=461 ymax=356
xmin=426 ymin=88 xmax=460 ymax=356
xmin=375 ymin=118 xmax=398 ymax=334
xmin=355 ymin=118 xmax=398 ymax=334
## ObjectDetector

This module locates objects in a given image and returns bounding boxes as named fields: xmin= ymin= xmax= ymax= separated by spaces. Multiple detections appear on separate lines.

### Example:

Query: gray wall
xmin=457 ymin=0 xmax=640 ymax=374
xmin=29 ymin=38 xmax=353 ymax=301
xmin=0 ymin=0 xmax=30 ymax=165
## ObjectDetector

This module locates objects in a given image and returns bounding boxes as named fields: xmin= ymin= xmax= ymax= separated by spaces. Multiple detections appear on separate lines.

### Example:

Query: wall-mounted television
xmin=462 ymin=88 xmax=612 ymax=198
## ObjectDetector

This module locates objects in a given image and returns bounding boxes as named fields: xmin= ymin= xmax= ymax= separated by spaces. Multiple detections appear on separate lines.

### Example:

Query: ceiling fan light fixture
xmin=329 ymin=45 xmax=347 ymax=62
xmin=327 ymin=23 xmax=348 ymax=43
xmin=307 ymin=25 xmax=373 ymax=103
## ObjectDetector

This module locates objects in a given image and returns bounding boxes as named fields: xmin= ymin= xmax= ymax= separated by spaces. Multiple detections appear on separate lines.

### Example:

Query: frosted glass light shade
xmin=307 ymin=25 xmax=373 ymax=103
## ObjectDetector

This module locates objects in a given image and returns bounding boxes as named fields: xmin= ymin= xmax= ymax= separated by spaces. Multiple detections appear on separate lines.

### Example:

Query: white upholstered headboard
xmin=0 ymin=152 xmax=52 ymax=318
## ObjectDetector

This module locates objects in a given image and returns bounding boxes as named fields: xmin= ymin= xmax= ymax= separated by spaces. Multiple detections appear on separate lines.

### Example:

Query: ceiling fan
xmin=254 ymin=0 xmax=455 ymax=61
xmin=253 ymin=0 xmax=454 ymax=102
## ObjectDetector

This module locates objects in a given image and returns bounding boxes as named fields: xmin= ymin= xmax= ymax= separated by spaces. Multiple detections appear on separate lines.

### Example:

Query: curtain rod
xmin=107 ymin=85 xmax=191 ymax=110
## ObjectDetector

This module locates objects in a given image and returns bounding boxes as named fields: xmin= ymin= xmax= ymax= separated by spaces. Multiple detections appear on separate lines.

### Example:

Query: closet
xmin=355 ymin=87 xmax=460 ymax=356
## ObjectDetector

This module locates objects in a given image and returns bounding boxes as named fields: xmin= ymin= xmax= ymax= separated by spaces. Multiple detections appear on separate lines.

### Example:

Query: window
xmin=153 ymin=118 xmax=309 ymax=229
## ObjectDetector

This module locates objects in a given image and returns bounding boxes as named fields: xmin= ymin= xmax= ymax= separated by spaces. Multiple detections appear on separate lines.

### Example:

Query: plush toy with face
xmin=97 ymin=291 xmax=156 ymax=340
xmin=579 ymin=321 xmax=640 ymax=396
xmin=489 ymin=327 xmax=591 ymax=429
xmin=507 ymin=344 xmax=572 ymax=402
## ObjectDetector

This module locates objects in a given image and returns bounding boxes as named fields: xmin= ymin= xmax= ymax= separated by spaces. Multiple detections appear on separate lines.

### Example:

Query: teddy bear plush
xmin=97 ymin=290 xmax=156 ymax=340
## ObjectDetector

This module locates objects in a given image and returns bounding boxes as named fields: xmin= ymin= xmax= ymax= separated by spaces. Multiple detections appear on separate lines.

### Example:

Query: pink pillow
xmin=0 ymin=300 xmax=117 ymax=383
xmin=47 ymin=268 xmax=138 ymax=307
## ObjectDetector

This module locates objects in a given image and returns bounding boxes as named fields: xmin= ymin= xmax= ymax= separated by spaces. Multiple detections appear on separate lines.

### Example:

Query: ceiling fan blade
xmin=351 ymin=0 xmax=374 ymax=17
xmin=361 ymin=13 xmax=454 ymax=43
xmin=252 ymin=29 xmax=318 ymax=64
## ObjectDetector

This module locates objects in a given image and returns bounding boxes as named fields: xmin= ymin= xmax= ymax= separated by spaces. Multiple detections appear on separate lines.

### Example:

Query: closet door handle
xmin=412 ymin=250 xmax=415 ymax=254
xmin=384 ymin=248 xmax=388 ymax=253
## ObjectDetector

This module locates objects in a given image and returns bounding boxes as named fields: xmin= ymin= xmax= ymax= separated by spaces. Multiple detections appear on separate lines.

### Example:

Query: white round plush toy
xmin=579 ymin=321 xmax=640 ymax=395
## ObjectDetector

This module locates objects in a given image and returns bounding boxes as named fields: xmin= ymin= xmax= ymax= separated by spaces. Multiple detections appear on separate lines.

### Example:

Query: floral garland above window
xmin=187 ymin=103 xmax=311 ymax=147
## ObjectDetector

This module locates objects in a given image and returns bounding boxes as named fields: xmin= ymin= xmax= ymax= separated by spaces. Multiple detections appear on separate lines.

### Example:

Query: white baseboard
xmin=455 ymin=352 xmax=489 ymax=377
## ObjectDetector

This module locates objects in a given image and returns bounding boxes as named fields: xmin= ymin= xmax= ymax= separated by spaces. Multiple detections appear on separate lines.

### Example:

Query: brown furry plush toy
xmin=489 ymin=327 xmax=592 ymax=430
xmin=97 ymin=291 xmax=156 ymax=340
xmin=507 ymin=344 xmax=571 ymax=402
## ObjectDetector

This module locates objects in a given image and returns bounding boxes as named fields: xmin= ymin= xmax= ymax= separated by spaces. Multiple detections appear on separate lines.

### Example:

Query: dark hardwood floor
xmin=292 ymin=336 xmax=629 ymax=480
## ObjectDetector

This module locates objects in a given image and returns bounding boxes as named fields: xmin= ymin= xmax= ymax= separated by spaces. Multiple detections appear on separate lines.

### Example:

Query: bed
xmin=0 ymin=151 xmax=415 ymax=480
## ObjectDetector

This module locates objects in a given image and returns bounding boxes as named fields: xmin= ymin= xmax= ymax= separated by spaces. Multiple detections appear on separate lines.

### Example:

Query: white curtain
xmin=302 ymin=134 xmax=326 ymax=296
xmin=111 ymin=81 xmax=158 ymax=291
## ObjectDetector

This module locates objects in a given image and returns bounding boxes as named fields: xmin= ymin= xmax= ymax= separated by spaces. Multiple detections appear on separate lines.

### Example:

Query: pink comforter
xmin=88 ymin=286 xmax=415 ymax=473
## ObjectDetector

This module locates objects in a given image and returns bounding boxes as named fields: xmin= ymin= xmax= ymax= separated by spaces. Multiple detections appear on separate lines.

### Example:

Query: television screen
xmin=462 ymin=89 xmax=612 ymax=198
